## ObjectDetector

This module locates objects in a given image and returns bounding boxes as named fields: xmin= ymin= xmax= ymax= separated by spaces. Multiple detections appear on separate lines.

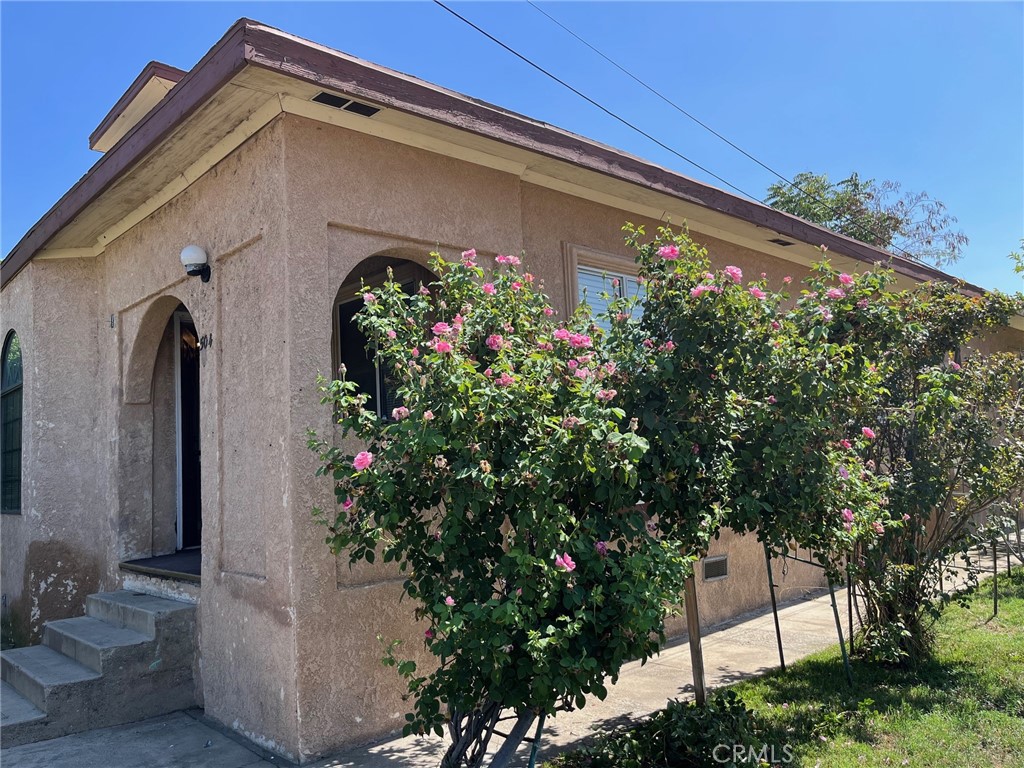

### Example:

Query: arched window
xmin=2 ymin=331 xmax=23 ymax=514
xmin=333 ymin=257 xmax=435 ymax=418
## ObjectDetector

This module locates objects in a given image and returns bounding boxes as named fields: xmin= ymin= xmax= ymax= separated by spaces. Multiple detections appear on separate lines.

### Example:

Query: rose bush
xmin=604 ymin=225 xmax=894 ymax=577
xmin=309 ymin=250 xmax=691 ymax=767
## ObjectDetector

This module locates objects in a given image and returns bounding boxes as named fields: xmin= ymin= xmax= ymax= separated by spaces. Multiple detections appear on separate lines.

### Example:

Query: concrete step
xmin=0 ymin=680 xmax=45 ymax=728
xmin=0 ymin=645 xmax=101 ymax=712
xmin=85 ymin=590 xmax=195 ymax=638
xmin=0 ymin=590 xmax=198 ymax=749
xmin=42 ymin=616 xmax=152 ymax=675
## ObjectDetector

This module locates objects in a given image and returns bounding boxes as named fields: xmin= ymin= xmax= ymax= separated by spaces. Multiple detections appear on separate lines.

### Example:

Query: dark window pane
xmin=1 ymin=332 xmax=21 ymax=392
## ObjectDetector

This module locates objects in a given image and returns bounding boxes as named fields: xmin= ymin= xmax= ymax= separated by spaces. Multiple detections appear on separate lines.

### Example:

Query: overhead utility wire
xmin=526 ymin=1 xmax=920 ymax=262
xmin=445 ymin=0 xmax=917 ymax=262
xmin=524 ymin=1 xmax=918 ymax=262
xmin=432 ymin=0 xmax=764 ymax=203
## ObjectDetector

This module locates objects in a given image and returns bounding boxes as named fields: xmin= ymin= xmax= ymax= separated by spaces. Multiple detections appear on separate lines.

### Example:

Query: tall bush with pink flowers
xmin=309 ymin=250 xmax=690 ymax=767
xmin=604 ymin=225 xmax=892 ymax=578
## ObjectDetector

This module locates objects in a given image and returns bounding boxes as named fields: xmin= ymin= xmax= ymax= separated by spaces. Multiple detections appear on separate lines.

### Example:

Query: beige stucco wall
xmin=2 ymin=105 xmax=1018 ymax=764
xmin=276 ymin=114 xmax=833 ymax=760
xmin=1 ymin=257 xmax=107 ymax=642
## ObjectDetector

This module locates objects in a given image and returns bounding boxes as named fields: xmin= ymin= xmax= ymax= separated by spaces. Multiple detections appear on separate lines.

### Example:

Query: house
xmin=1 ymin=18 xmax=1020 ymax=763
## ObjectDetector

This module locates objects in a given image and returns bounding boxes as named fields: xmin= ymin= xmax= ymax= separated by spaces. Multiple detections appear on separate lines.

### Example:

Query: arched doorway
xmin=118 ymin=298 xmax=202 ymax=582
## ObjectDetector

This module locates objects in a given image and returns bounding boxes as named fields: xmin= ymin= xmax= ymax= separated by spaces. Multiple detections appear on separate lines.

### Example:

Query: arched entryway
xmin=118 ymin=297 xmax=203 ymax=582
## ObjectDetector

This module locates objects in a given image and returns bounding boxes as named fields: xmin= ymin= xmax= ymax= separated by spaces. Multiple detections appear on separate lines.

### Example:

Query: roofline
xmin=88 ymin=60 xmax=187 ymax=150
xmin=0 ymin=18 xmax=989 ymax=295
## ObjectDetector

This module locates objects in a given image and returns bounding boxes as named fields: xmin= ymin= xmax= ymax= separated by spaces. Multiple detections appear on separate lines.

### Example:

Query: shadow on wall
xmin=15 ymin=540 xmax=102 ymax=643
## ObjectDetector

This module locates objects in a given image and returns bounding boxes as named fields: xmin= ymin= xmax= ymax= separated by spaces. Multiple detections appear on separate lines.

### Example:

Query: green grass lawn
xmin=550 ymin=567 xmax=1024 ymax=768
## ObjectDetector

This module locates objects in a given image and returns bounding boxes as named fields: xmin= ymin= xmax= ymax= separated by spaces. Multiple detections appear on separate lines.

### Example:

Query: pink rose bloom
xmin=342 ymin=498 xmax=354 ymax=511
xmin=841 ymin=508 xmax=854 ymax=523
xmin=950 ymin=361 xmax=961 ymax=371
xmin=496 ymin=372 xmax=515 ymax=387
xmin=386 ymin=329 xmax=397 ymax=340
xmin=596 ymin=389 xmax=617 ymax=401
xmin=856 ymin=298 xmax=870 ymax=309
xmin=567 ymin=360 xmax=578 ymax=370
xmin=662 ymin=341 xmax=676 ymax=352
xmin=444 ymin=596 xmax=455 ymax=607
xmin=363 ymin=292 xmax=376 ymax=304
xmin=553 ymin=328 xmax=570 ymax=342
xmin=873 ymin=521 xmax=885 ymax=535
xmin=690 ymin=285 xmax=708 ymax=298
xmin=511 ymin=281 xmax=524 ymax=291
xmin=611 ymin=278 xmax=620 ymax=288
xmin=524 ymin=273 xmax=534 ymax=283
xmin=486 ymin=334 xmax=504 ymax=351
xmin=771 ymin=321 xmax=781 ymax=331
xmin=826 ymin=288 xmax=846 ymax=300
xmin=482 ymin=283 xmax=496 ymax=295
xmin=767 ymin=395 xmax=777 ymax=404
xmin=819 ymin=306 xmax=833 ymax=322
xmin=423 ymin=410 xmax=435 ymax=421
xmin=569 ymin=333 xmax=592 ymax=349
xmin=555 ymin=553 xmax=576 ymax=572
xmin=861 ymin=427 xmax=876 ymax=439
xmin=353 ymin=451 xmax=374 ymax=471
xmin=574 ymin=367 xmax=592 ymax=379
xmin=432 ymin=322 xmax=451 ymax=336
xmin=419 ymin=285 xmax=430 ymax=296
xmin=657 ymin=244 xmax=680 ymax=260
xmin=561 ymin=416 xmax=580 ymax=429
xmin=424 ymin=628 xmax=434 ymax=639
xmin=643 ymin=339 xmax=654 ymax=348
xmin=604 ymin=361 xmax=617 ymax=374
xmin=749 ymin=287 xmax=767 ymax=300
xmin=839 ymin=273 xmax=854 ymax=286
xmin=484 ymin=368 xmax=493 ymax=377
xmin=462 ymin=248 xmax=477 ymax=260
xmin=902 ymin=514 xmax=911 ymax=522
xmin=435 ymin=340 xmax=453 ymax=354
xmin=783 ymin=276 xmax=793 ymax=284
xmin=838 ymin=467 xmax=849 ymax=479
xmin=594 ymin=541 xmax=609 ymax=557
xmin=392 ymin=406 xmax=410 ymax=420
xmin=723 ymin=265 xmax=743 ymax=283
xmin=839 ymin=439 xmax=852 ymax=449
xmin=537 ymin=342 xmax=553 ymax=351
xmin=495 ymin=254 xmax=522 ymax=266
xmin=544 ymin=307 xmax=555 ymax=316
xmin=411 ymin=347 xmax=420 ymax=358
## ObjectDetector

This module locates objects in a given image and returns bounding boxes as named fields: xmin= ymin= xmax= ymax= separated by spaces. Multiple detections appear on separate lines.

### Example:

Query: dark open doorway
xmin=176 ymin=311 xmax=201 ymax=551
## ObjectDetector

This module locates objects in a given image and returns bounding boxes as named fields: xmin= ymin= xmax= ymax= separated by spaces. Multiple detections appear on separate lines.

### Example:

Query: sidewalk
xmin=1 ymin=589 xmax=851 ymax=768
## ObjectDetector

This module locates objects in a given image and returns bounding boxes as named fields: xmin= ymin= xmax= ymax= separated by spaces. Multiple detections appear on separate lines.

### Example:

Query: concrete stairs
xmin=0 ymin=591 xmax=197 ymax=748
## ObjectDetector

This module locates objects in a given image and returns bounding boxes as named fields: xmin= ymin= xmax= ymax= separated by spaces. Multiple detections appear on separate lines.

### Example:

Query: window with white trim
xmin=564 ymin=243 xmax=643 ymax=332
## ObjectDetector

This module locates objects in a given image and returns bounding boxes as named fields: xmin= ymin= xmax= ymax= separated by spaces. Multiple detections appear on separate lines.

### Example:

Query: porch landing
xmin=120 ymin=550 xmax=201 ymax=583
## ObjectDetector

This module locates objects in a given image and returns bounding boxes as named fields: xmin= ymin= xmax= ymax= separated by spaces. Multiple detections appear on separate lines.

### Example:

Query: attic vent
xmin=768 ymin=238 xmax=795 ymax=247
xmin=703 ymin=556 xmax=729 ymax=581
xmin=311 ymin=91 xmax=380 ymax=117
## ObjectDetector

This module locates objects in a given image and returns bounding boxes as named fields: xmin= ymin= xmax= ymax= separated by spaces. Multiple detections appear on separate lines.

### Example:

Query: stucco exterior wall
xmin=277 ymin=115 xmax=832 ymax=760
xmin=3 ymin=104 xmax=1018 ymax=765
xmin=1 ymin=257 xmax=107 ymax=642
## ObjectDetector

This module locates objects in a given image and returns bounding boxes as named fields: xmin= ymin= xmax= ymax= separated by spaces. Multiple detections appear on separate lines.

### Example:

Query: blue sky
xmin=2 ymin=2 xmax=1022 ymax=291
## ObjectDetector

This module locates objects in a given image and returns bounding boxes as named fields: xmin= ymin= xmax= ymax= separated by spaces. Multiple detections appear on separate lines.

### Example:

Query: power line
xmin=436 ymin=0 xmax=918 ymax=262
xmin=523 ymin=1 xmax=919 ymax=261
xmin=432 ymin=0 xmax=764 ymax=203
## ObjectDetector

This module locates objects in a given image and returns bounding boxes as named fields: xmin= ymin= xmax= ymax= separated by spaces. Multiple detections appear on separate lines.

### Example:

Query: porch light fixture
xmin=180 ymin=245 xmax=210 ymax=282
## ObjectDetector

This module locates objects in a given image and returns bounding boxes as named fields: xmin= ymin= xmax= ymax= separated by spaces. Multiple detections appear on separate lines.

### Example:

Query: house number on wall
xmin=198 ymin=334 xmax=213 ymax=351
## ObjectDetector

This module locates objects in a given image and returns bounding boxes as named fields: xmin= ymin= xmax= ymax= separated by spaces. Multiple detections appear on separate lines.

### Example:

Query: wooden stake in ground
xmin=683 ymin=576 xmax=706 ymax=705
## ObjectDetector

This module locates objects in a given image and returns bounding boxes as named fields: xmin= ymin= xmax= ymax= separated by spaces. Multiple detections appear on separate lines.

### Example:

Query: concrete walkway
xmin=1 ymin=589 xmax=852 ymax=768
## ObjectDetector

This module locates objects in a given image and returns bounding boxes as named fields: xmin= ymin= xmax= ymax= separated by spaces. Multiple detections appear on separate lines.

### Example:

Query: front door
xmin=175 ymin=312 xmax=202 ymax=550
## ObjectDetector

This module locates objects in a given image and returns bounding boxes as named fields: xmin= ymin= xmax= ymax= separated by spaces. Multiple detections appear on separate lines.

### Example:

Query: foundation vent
xmin=312 ymin=91 xmax=381 ymax=117
xmin=703 ymin=556 xmax=729 ymax=581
